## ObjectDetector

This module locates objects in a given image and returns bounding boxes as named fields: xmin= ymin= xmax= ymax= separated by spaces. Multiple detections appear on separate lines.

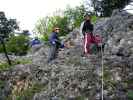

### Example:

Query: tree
xmin=85 ymin=0 xmax=101 ymax=16
xmin=85 ymin=0 xmax=132 ymax=16
xmin=64 ymin=5 xmax=87 ymax=28
xmin=6 ymin=34 xmax=29 ymax=56
xmin=48 ymin=16 xmax=69 ymax=36
xmin=34 ymin=17 xmax=49 ymax=36
xmin=101 ymin=0 xmax=132 ymax=16
xmin=34 ymin=15 xmax=70 ymax=40
xmin=0 ymin=11 xmax=18 ymax=65
xmin=34 ymin=4 xmax=98 ymax=40
xmin=34 ymin=16 xmax=51 ymax=41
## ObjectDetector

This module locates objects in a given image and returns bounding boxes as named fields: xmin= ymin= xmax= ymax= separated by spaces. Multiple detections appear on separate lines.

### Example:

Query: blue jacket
xmin=49 ymin=32 xmax=59 ymax=45
xmin=49 ymin=32 xmax=64 ymax=48
xmin=31 ymin=39 xmax=41 ymax=46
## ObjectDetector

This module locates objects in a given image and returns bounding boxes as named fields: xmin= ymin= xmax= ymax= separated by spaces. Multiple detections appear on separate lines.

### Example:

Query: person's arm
xmin=49 ymin=32 xmax=60 ymax=44
xmin=91 ymin=23 xmax=94 ymax=32
xmin=80 ymin=21 xmax=84 ymax=39
xmin=90 ymin=23 xmax=94 ymax=36
xmin=49 ymin=32 xmax=56 ymax=44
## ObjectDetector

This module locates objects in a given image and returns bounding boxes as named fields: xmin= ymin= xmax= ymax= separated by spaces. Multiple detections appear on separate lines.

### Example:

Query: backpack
xmin=83 ymin=33 xmax=102 ymax=54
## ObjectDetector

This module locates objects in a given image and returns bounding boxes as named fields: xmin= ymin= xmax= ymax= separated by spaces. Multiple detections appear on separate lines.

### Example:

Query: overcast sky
xmin=125 ymin=3 xmax=133 ymax=13
xmin=0 ymin=0 xmax=83 ymax=31
xmin=0 ymin=0 xmax=133 ymax=32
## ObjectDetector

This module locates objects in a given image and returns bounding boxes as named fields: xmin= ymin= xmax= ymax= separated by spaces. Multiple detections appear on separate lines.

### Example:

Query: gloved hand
xmin=60 ymin=42 xmax=65 ymax=48
xmin=52 ymin=41 xmax=56 ymax=45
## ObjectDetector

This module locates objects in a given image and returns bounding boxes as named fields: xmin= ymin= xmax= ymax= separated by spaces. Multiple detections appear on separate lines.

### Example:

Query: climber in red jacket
xmin=80 ymin=13 xmax=94 ymax=54
xmin=80 ymin=13 xmax=102 ymax=55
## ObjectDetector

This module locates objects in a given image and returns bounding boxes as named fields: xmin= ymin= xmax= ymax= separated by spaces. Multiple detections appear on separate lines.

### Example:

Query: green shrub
xmin=0 ymin=62 xmax=11 ymax=71
xmin=0 ymin=44 xmax=4 ymax=53
xmin=0 ymin=34 xmax=30 ymax=55
xmin=0 ymin=59 xmax=32 ymax=71
xmin=91 ymin=15 xmax=99 ymax=24
xmin=0 ymin=80 xmax=6 ymax=89
xmin=41 ymin=34 xmax=49 ymax=42
xmin=12 ymin=83 xmax=44 ymax=100
xmin=127 ymin=91 xmax=133 ymax=100
xmin=76 ymin=96 xmax=85 ymax=100
xmin=12 ymin=59 xmax=32 ymax=65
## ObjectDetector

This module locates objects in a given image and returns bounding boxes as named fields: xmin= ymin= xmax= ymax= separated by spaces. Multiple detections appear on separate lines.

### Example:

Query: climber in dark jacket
xmin=47 ymin=26 xmax=63 ymax=63
xmin=80 ymin=13 xmax=94 ymax=54
xmin=80 ymin=13 xmax=94 ymax=38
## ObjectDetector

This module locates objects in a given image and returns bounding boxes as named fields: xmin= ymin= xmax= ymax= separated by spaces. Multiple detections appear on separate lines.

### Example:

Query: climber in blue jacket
xmin=47 ymin=26 xmax=64 ymax=63
xmin=31 ymin=37 xmax=41 ymax=47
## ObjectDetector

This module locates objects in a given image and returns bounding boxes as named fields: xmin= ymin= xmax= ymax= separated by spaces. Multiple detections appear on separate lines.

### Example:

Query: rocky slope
xmin=0 ymin=44 xmax=102 ymax=100
xmin=94 ymin=10 xmax=133 ymax=100
xmin=0 ymin=10 xmax=133 ymax=100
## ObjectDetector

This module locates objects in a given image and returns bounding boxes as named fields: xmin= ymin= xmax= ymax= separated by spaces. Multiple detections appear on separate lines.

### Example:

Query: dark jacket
xmin=82 ymin=20 xmax=93 ymax=36
xmin=31 ymin=39 xmax=41 ymax=46
xmin=49 ymin=32 xmax=61 ymax=46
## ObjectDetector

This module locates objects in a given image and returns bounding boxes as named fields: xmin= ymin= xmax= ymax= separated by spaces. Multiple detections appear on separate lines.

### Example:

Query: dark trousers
xmin=47 ymin=44 xmax=59 ymax=63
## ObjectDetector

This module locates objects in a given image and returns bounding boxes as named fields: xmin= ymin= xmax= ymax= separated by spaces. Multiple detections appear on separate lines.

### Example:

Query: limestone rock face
xmin=94 ymin=10 xmax=133 ymax=57
xmin=0 ymin=10 xmax=133 ymax=100
xmin=94 ymin=10 xmax=133 ymax=100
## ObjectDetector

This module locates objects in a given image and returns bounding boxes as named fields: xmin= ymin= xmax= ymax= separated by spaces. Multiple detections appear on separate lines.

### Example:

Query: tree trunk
xmin=1 ymin=39 xmax=12 ymax=65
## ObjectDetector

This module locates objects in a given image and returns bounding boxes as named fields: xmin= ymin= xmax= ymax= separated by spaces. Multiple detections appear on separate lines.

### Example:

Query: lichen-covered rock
xmin=0 ymin=10 xmax=133 ymax=100
xmin=94 ymin=10 xmax=133 ymax=57
xmin=94 ymin=10 xmax=133 ymax=100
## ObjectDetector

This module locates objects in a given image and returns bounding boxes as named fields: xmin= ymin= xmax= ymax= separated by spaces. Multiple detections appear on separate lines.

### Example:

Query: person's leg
xmin=85 ymin=33 xmax=92 ymax=54
xmin=81 ymin=37 xmax=85 ymax=57
xmin=47 ymin=45 xmax=57 ymax=63
xmin=54 ymin=46 xmax=59 ymax=59
xmin=84 ymin=33 xmax=89 ymax=54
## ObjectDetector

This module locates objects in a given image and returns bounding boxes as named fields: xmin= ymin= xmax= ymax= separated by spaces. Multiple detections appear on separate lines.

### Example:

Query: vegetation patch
xmin=7 ymin=82 xmax=45 ymax=100
xmin=0 ymin=59 xmax=32 ymax=71
xmin=127 ymin=91 xmax=133 ymax=100
xmin=0 ymin=80 xmax=6 ymax=89
xmin=0 ymin=62 xmax=12 ymax=71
